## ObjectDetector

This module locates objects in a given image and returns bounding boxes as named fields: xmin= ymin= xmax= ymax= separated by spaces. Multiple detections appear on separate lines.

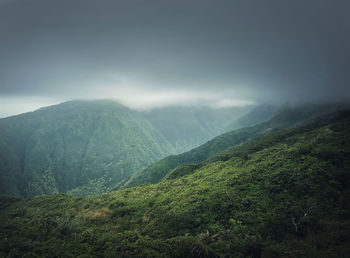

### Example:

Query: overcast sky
xmin=0 ymin=0 xmax=349 ymax=117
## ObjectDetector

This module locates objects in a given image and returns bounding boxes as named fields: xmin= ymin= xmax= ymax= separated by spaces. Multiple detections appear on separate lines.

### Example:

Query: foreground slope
xmin=120 ymin=103 xmax=348 ymax=189
xmin=0 ymin=100 xmax=174 ymax=197
xmin=1 ymin=110 xmax=349 ymax=257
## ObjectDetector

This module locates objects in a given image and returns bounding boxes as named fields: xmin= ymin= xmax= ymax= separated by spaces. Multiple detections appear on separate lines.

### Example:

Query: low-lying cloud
xmin=0 ymin=0 xmax=349 ymax=117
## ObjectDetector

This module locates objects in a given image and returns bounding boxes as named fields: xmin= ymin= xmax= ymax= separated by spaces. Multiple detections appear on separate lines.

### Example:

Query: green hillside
xmin=119 ymin=126 xmax=261 ymax=189
xmin=1 ymin=110 xmax=349 ymax=257
xmin=0 ymin=101 xmax=254 ymax=198
xmin=120 ymin=103 xmax=348 ymax=189
xmin=0 ymin=100 xmax=174 ymax=198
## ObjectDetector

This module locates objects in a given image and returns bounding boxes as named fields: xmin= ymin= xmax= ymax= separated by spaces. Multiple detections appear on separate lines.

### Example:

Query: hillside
xmin=0 ymin=100 xmax=175 ymax=198
xmin=120 ymin=103 xmax=348 ymax=189
xmin=0 ymin=100 xmax=255 ymax=198
xmin=119 ymin=125 xmax=261 ymax=189
xmin=224 ymin=104 xmax=277 ymax=132
xmin=142 ymin=105 xmax=251 ymax=153
xmin=1 ymin=110 xmax=349 ymax=257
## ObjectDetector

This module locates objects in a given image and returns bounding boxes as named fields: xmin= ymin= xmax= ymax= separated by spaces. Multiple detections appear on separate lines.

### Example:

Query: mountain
xmin=0 ymin=100 xmax=254 ymax=198
xmin=141 ymin=105 xmax=252 ymax=153
xmin=120 ymin=103 xmax=350 ymax=189
xmin=224 ymin=104 xmax=277 ymax=132
xmin=118 ymin=125 xmax=261 ymax=189
xmin=1 ymin=109 xmax=349 ymax=257
xmin=0 ymin=100 xmax=175 ymax=198
xmin=1 ymin=101 xmax=346 ymax=198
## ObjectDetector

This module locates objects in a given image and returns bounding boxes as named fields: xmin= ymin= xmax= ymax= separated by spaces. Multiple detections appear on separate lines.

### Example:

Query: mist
xmin=1 ymin=0 xmax=349 ymax=117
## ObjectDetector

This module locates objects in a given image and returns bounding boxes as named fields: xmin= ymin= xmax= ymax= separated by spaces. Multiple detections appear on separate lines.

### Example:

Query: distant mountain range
xmin=2 ymin=100 xmax=347 ymax=199
xmin=0 ymin=100 xmax=249 ymax=198
xmin=224 ymin=104 xmax=277 ymax=132
xmin=142 ymin=105 xmax=251 ymax=153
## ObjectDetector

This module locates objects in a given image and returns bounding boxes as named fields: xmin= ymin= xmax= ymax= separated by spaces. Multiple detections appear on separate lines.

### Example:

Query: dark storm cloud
xmin=0 ymin=0 xmax=349 ymax=112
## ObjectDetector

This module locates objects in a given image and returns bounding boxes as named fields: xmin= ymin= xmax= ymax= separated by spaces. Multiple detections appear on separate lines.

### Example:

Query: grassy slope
xmin=119 ymin=125 xmax=262 ymax=189
xmin=120 ymin=103 xmax=348 ymax=189
xmin=1 ymin=110 xmax=349 ymax=257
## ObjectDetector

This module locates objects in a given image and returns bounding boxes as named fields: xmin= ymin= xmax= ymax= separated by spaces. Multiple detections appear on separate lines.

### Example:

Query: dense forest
xmin=0 ymin=105 xmax=349 ymax=257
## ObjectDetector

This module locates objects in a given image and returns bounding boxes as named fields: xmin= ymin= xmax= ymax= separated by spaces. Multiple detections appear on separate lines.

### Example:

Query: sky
xmin=0 ymin=0 xmax=349 ymax=117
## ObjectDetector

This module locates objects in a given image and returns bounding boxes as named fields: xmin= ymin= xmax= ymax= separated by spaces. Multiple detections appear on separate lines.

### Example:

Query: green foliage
xmin=165 ymin=164 xmax=204 ymax=180
xmin=120 ymin=123 xmax=264 ymax=189
xmin=1 ymin=110 xmax=350 ymax=257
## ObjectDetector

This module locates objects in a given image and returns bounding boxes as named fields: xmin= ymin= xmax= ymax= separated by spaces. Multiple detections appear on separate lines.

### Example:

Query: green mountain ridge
xmin=120 ymin=103 xmax=349 ymax=189
xmin=1 ymin=109 xmax=349 ymax=257
xmin=0 ymin=100 xmax=175 ymax=198
xmin=0 ymin=100 xmax=250 ymax=198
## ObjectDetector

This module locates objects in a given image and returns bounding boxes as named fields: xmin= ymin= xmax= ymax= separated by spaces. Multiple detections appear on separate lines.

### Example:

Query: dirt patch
xmin=79 ymin=208 xmax=112 ymax=220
